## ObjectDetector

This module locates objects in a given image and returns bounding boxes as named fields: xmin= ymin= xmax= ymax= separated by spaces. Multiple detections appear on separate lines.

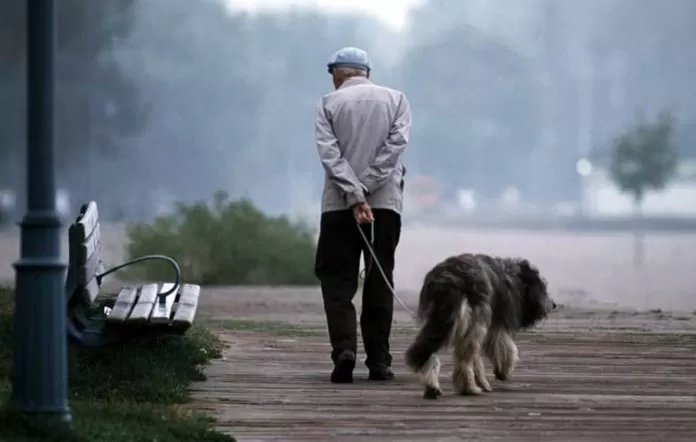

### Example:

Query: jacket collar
xmin=339 ymin=77 xmax=372 ymax=89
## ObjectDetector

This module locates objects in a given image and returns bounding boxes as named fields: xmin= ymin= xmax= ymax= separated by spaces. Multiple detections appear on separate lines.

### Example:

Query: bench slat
xmin=75 ymin=201 xmax=99 ymax=241
xmin=79 ymin=222 xmax=101 ymax=264
xmin=149 ymin=283 xmax=177 ymax=324
xmin=77 ymin=253 xmax=105 ymax=286
xmin=69 ymin=201 xmax=104 ymax=308
xmin=83 ymin=277 xmax=100 ymax=306
xmin=171 ymin=284 xmax=200 ymax=329
xmin=107 ymin=287 xmax=138 ymax=323
xmin=127 ymin=284 xmax=158 ymax=323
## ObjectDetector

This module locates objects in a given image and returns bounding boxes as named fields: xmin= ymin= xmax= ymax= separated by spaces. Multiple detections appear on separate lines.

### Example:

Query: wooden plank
xmin=107 ymin=287 xmax=138 ymax=323
xmin=79 ymin=222 xmax=101 ymax=264
xmin=171 ymin=284 xmax=200 ymax=329
xmin=190 ymin=326 xmax=696 ymax=442
xmin=127 ymin=283 xmax=158 ymax=323
xmin=149 ymin=283 xmax=178 ymax=325
xmin=83 ymin=277 xmax=100 ymax=305
xmin=76 ymin=247 xmax=104 ymax=285
xmin=67 ymin=201 xmax=104 ymax=308
xmin=74 ymin=201 xmax=99 ymax=240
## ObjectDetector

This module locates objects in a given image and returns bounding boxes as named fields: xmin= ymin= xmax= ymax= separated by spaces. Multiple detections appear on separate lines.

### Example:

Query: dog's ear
xmin=517 ymin=259 xmax=550 ymax=327
xmin=518 ymin=259 xmax=538 ymax=282
xmin=519 ymin=259 xmax=548 ymax=293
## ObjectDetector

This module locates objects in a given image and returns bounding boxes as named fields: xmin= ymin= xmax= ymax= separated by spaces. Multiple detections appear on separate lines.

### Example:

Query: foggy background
xmin=1 ymin=0 xmax=696 ymax=310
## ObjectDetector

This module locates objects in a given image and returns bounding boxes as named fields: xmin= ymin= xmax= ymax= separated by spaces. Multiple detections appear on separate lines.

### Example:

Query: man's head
xmin=327 ymin=47 xmax=371 ymax=89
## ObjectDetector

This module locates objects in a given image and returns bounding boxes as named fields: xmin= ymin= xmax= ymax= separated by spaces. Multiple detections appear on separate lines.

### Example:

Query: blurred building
xmin=403 ymin=175 xmax=441 ymax=216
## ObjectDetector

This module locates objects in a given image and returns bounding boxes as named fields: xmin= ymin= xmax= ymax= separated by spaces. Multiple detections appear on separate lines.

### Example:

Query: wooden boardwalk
xmin=191 ymin=323 xmax=696 ymax=442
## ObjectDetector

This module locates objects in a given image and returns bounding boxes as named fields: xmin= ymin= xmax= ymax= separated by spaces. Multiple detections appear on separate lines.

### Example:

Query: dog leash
xmin=357 ymin=222 xmax=418 ymax=320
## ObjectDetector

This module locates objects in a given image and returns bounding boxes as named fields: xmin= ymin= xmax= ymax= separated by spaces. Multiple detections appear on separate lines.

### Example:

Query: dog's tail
xmin=405 ymin=278 xmax=467 ymax=373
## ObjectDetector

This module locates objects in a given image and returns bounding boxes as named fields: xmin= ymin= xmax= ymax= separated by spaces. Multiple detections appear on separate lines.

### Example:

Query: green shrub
xmin=0 ymin=286 xmax=234 ymax=442
xmin=126 ymin=191 xmax=318 ymax=285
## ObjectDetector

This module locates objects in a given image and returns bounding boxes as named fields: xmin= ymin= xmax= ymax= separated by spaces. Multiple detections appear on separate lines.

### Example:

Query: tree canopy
xmin=610 ymin=110 xmax=679 ymax=202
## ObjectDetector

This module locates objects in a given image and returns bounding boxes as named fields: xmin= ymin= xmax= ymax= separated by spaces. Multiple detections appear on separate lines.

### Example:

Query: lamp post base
xmin=9 ymin=212 xmax=70 ymax=427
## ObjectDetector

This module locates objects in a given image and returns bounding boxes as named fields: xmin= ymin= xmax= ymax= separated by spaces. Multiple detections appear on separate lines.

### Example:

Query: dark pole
xmin=10 ymin=0 xmax=71 ymax=426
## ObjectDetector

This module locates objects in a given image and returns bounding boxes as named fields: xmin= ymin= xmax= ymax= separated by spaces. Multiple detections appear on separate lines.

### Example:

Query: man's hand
xmin=352 ymin=202 xmax=374 ymax=224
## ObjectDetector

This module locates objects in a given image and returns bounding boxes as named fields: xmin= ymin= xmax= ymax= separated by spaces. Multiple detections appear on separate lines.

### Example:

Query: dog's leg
xmin=496 ymin=337 xmax=519 ymax=381
xmin=485 ymin=329 xmax=519 ymax=381
xmin=419 ymin=355 xmax=442 ymax=399
xmin=473 ymin=355 xmax=492 ymax=392
xmin=452 ymin=342 xmax=480 ymax=395
xmin=451 ymin=310 xmax=488 ymax=396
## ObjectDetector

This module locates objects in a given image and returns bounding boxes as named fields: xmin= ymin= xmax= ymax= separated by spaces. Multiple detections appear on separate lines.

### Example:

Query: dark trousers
xmin=315 ymin=208 xmax=402 ymax=369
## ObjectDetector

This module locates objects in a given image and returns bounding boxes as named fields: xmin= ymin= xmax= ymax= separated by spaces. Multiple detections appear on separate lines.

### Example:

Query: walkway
xmin=191 ymin=318 xmax=696 ymax=441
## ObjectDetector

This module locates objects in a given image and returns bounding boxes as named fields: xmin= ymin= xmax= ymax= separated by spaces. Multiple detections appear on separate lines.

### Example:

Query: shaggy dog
xmin=404 ymin=253 xmax=556 ymax=399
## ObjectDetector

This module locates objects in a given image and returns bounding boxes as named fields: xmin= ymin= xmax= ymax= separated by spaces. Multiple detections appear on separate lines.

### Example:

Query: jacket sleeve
xmin=359 ymin=92 xmax=412 ymax=194
xmin=315 ymin=98 xmax=367 ymax=206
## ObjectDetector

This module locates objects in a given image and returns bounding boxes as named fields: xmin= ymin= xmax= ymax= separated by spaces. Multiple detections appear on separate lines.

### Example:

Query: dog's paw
xmin=494 ymin=369 xmax=509 ymax=381
xmin=423 ymin=386 xmax=443 ymax=400
xmin=458 ymin=385 xmax=483 ymax=396
xmin=477 ymin=381 xmax=493 ymax=392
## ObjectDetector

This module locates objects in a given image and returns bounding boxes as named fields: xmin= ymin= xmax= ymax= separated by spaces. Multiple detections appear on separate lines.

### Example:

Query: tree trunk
xmin=632 ymin=194 xmax=644 ymax=267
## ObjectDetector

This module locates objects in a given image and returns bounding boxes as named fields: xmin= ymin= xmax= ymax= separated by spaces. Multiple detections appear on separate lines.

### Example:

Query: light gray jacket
xmin=315 ymin=77 xmax=411 ymax=214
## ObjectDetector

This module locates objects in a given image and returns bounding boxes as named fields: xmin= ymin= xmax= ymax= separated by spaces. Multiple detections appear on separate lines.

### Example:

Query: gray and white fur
xmin=404 ymin=253 xmax=556 ymax=399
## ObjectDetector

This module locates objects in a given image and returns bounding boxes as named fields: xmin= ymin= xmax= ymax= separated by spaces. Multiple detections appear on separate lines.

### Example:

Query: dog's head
xmin=517 ymin=259 xmax=555 ymax=328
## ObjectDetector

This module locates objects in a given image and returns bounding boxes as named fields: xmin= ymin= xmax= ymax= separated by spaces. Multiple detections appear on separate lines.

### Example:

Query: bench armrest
xmin=97 ymin=255 xmax=182 ymax=301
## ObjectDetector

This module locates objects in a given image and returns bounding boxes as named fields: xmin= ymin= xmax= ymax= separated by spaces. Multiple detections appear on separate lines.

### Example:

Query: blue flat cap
xmin=327 ymin=47 xmax=371 ymax=74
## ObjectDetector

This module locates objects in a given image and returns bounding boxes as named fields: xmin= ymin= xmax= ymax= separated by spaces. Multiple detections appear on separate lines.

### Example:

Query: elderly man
xmin=314 ymin=47 xmax=412 ymax=383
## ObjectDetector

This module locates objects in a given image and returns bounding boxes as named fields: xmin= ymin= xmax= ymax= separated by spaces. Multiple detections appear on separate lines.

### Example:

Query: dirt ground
xmin=2 ymin=224 xmax=696 ymax=441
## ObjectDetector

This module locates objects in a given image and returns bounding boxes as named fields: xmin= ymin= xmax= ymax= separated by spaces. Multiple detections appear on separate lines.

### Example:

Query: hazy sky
xmin=224 ymin=0 xmax=425 ymax=29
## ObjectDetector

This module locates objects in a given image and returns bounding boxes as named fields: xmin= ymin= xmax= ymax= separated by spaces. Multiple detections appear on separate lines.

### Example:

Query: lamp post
xmin=10 ymin=0 xmax=71 ymax=426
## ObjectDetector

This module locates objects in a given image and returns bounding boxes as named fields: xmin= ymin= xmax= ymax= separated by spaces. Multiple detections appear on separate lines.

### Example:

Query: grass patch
xmin=213 ymin=319 xmax=324 ymax=337
xmin=66 ymin=325 xmax=223 ymax=403
xmin=0 ymin=286 xmax=235 ymax=441
xmin=0 ymin=393 xmax=233 ymax=442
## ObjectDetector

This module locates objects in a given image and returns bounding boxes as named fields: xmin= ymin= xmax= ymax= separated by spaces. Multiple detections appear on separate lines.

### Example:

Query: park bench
xmin=65 ymin=201 xmax=201 ymax=347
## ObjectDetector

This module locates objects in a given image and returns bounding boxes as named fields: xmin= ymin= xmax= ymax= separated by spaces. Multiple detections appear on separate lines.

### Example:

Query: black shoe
xmin=330 ymin=350 xmax=356 ymax=383
xmin=368 ymin=365 xmax=394 ymax=381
